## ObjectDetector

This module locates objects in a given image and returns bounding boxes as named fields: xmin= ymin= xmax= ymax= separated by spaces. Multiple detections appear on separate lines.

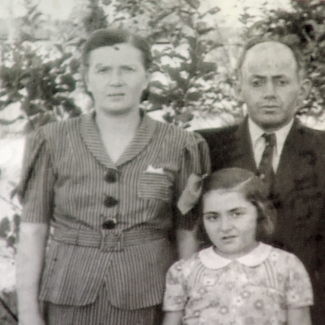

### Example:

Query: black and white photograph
xmin=0 ymin=0 xmax=324 ymax=324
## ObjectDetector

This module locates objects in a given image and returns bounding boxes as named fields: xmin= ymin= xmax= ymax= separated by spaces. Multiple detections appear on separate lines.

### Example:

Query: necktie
xmin=258 ymin=133 xmax=276 ymax=194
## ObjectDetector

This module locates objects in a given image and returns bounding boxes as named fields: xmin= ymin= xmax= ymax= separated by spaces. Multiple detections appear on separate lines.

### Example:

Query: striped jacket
xmin=19 ymin=112 xmax=210 ymax=309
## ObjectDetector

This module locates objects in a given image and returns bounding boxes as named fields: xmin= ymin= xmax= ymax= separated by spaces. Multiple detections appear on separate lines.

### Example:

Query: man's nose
xmin=264 ymin=80 xmax=276 ymax=98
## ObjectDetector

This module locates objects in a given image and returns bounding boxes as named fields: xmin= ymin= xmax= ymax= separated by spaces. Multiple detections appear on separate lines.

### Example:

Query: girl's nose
xmin=220 ymin=215 xmax=232 ymax=232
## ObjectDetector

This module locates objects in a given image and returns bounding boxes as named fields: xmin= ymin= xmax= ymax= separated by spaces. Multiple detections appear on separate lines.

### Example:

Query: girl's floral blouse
xmin=163 ymin=243 xmax=313 ymax=325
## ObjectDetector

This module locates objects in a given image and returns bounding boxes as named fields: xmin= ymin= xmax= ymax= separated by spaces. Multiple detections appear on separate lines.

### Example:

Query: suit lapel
xmin=273 ymin=119 xmax=316 ymax=199
xmin=232 ymin=118 xmax=257 ymax=172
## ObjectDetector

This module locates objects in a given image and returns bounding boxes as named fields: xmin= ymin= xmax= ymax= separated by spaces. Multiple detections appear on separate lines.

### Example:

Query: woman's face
xmin=203 ymin=189 xmax=258 ymax=259
xmin=85 ymin=43 xmax=148 ymax=116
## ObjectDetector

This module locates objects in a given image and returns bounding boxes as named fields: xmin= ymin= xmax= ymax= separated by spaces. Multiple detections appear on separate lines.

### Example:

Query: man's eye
xmin=276 ymin=79 xmax=288 ymax=86
xmin=251 ymin=80 xmax=262 ymax=87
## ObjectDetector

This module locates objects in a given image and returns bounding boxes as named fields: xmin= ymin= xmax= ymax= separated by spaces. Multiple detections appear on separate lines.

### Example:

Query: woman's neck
xmin=94 ymin=109 xmax=142 ymax=163
xmin=95 ymin=109 xmax=141 ymax=137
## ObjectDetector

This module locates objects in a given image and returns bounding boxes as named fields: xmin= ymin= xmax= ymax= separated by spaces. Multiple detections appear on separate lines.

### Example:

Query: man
xmin=199 ymin=38 xmax=325 ymax=324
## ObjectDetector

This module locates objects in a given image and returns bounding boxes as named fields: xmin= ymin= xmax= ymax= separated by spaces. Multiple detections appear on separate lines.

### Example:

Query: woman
xmin=16 ymin=29 xmax=210 ymax=325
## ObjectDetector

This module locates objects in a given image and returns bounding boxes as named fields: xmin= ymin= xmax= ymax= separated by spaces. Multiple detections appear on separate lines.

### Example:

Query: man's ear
xmin=299 ymin=78 xmax=312 ymax=101
xmin=234 ymin=80 xmax=244 ymax=103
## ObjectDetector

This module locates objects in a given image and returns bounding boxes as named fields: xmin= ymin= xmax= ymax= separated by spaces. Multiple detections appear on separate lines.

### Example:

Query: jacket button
xmin=105 ymin=171 xmax=117 ymax=183
xmin=104 ymin=195 xmax=119 ymax=207
xmin=102 ymin=219 xmax=116 ymax=229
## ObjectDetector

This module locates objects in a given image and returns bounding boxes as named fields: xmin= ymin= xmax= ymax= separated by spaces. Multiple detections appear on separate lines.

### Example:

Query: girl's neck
xmin=213 ymin=241 xmax=259 ymax=260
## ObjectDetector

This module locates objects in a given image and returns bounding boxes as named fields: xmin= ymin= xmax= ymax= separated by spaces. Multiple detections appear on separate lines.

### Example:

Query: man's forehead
xmin=242 ymin=41 xmax=298 ymax=75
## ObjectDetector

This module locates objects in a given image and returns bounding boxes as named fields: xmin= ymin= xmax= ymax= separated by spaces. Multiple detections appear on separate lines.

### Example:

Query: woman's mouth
xmin=221 ymin=235 xmax=237 ymax=242
xmin=108 ymin=93 xmax=125 ymax=99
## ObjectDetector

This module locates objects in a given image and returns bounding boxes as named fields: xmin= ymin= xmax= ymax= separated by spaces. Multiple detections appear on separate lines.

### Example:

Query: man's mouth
xmin=261 ymin=105 xmax=278 ymax=110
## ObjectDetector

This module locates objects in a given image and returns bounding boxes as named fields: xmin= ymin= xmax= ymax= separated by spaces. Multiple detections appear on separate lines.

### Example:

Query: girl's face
xmin=203 ymin=189 xmax=258 ymax=259
xmin=85 ymin=43 xmax=148 ymax=117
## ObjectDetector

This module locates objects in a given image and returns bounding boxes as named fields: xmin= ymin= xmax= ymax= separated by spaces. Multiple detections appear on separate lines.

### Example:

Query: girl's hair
xmin=197 ymin=167 xmax=276 ymax=246
xmin=81 ymin=28 xmax=152 ymax=71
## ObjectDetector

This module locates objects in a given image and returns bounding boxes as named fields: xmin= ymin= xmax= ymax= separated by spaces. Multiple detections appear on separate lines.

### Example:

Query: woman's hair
xmin=81 ymin=28 xmax=152 ymax=71
xmin=197 ymin=167 xmax=276 ymax=246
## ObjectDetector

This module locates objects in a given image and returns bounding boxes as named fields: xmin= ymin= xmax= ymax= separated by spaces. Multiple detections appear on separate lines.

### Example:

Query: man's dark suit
xmin=198 ymin=118 xmax=325 ymax=324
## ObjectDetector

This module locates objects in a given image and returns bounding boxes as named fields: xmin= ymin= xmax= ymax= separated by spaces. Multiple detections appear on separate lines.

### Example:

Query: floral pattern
xmin=163 ymin=243 xmax=313 ymax=325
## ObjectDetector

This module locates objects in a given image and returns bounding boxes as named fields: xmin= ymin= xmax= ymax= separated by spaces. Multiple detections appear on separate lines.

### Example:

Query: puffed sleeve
xmin=163 ymin=259 xmax=188 ymax=312
xmin=18 ymin=127 xmax=55 ymax=224
xmin=286 ymin=253 xmax=313 ymax=308
xmin=174 ymin=132 xmax=210 ymax=229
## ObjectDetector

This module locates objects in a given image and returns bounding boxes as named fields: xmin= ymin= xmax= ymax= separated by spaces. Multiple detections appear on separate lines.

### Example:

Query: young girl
xmin=163 ymin=168 xmax=313 ymax=325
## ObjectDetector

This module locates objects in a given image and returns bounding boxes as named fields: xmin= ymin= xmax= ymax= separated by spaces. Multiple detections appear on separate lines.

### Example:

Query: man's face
xmin=237 ymin=42 xmax=310 ymax=132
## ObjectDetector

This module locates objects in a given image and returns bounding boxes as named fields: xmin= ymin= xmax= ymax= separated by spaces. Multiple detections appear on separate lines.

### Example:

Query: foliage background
xmin=1 ymin=0 xmax=325 ymax=323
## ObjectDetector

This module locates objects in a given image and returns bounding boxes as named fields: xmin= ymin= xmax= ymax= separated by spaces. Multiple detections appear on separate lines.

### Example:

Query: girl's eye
xmin=231 ymin=210 xmax=243 ymax=218
xmin=204 ymin=214 xmax=219 ymax=221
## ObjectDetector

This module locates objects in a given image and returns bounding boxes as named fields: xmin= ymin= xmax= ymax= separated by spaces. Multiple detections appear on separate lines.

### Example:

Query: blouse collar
xmin=199 ymin=242 xmax=272 ymax=269
xmin=80 ymin=111 xmax=157 ymax=168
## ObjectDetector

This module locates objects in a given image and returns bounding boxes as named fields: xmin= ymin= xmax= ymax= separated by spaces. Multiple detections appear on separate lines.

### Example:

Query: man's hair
xmin=197 ymin=168 xmax=276 ymax=246
xmin=236 ymin=35 xmax=307 ymax=80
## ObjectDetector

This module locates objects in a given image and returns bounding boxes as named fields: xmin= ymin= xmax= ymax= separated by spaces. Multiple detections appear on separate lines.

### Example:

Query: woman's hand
xmin=16 ymin=223 xmax=49 ymax=325
xmin=287 ymin=307 xmax=311 ymax=325
xmin=18 ymin=313 xmax=46 ymax=325
xmin=177 ymin=173 xmax=207 ymax=215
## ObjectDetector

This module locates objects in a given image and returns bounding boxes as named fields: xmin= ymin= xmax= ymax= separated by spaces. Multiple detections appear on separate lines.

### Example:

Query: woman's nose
xmin=109 ymin=69 xmax=123 ymax=86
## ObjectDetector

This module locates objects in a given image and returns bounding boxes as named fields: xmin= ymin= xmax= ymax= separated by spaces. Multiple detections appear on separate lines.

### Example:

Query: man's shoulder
xmin=293 ymin=122 xmax=325 ymax=150
xmin=196 ymin=124 xmax=240 ymax=148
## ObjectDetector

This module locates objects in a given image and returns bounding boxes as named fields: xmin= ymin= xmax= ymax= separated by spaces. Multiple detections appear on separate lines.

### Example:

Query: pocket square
xmin=144 ymin=164 xmax=165 ymax=175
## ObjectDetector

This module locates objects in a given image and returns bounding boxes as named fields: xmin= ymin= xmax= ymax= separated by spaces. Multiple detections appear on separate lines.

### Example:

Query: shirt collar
xmin=248 ymin=117 xmax=294 ymax=155
xmin=199 ymin=242 xmax=272 ymax=269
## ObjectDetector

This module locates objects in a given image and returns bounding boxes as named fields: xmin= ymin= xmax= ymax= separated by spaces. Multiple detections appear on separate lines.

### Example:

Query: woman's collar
xmin=199 ymin=242 xmax=272 ymax=269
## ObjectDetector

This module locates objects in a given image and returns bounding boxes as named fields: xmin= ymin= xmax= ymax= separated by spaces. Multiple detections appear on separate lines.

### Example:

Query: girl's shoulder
xmin=168 ymin=252 xmax=202 ymax=277
xmin=266 ymin=245 xmax=308 ymax=273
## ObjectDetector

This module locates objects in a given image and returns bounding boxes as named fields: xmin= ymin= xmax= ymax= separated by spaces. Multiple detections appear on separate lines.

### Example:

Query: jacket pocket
xmin=138 ymin=172 xmax=172 ymax=202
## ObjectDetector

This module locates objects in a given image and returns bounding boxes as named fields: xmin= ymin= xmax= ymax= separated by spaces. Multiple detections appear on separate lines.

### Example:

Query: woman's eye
xmin=122 ymin=66 xmax=135 ymax=72
xmin=97 ymin=67 xmax=111 ymax=74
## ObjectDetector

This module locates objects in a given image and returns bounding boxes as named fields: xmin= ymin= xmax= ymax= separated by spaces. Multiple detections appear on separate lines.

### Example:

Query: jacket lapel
xmin=273 ymin=119 xmax=315 ymax=200
xmin=80 ymin=112 xmax=158 ymax=169
xmin=80 ymin=112 xmax=116 ymax=169
xmin=116 ymin=114 xmax=157 ymax=167
xmin=232 ymin=118 xmax=257 ymax=172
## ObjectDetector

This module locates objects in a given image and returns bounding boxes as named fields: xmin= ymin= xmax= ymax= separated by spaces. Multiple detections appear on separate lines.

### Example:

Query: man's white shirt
xmin=248 ymin=117 xmax=294 ymax=172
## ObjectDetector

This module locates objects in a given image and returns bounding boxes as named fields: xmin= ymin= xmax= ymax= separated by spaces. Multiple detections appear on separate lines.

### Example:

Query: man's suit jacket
xmin=198 ymin=118 xmax=325 ymax=323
